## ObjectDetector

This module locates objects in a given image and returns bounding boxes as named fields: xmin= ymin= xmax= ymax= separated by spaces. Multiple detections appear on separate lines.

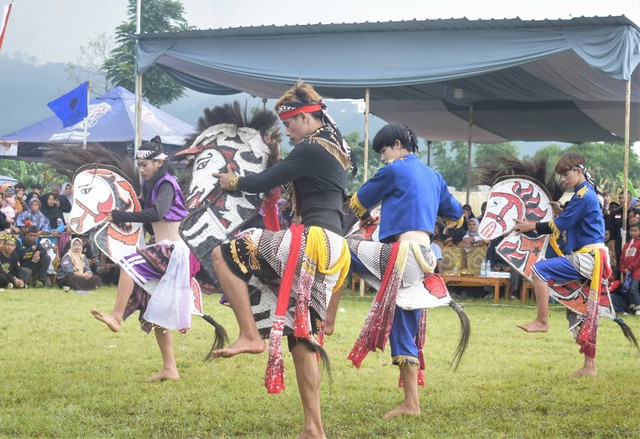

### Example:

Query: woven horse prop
xmin=175 ymin=102 xmax=291 ymax=354
xmin=478 ymin=156 xmax=638 ymax=349
xmin=45 ymin=145 xmax=226 ymax=347
xmin=345 ymin=210 xmax=471 ymax=385
xmin=68 ymin=164 xmax=145 ymax=266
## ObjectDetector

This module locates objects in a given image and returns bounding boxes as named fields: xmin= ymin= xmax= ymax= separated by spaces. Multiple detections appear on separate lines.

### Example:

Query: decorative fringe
xmin=417 ymin=309 xmax=427 ymax=371
xmin=202 ymin=314 xmax=228 ymax=359
xmin=348 ymin=243 xmax=401 ymax=368
xmin=265 ymin=316 xmax=286 ymax=394
xmin=264 ymin=223 xmax=304 ymax=393
xmin=293 ymin=260 xmax=313 ymax=339
xmin=449 ymin=301 xmax=471 ymax=371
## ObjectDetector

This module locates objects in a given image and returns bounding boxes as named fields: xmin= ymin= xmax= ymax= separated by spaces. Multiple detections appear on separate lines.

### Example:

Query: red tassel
xmin=347 ymin=337 xmax=370 ymax=369
xmin=265 ymin=316 xmax=286 ymax=394
xmin=263 ymin=224 xmax=303 ymax=393
xmin=417 ymin=370 xmax=425 ymax=387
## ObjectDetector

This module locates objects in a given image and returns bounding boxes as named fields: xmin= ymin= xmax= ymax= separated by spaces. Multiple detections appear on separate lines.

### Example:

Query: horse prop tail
xmin=449 ymin=301 xmax=471 ymax=371
xmin=201 ymin=314 xmax=229 ymax=359
xmin=613 ymin=317 xmax=640 ymax=353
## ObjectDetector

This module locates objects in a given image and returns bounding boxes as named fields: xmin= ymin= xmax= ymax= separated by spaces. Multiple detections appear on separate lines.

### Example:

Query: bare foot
xmin=90 ymin=309 xmax=122 ymax=332
xmin=572 ymin=367 xmax=597 ymax=377
xmin=383 ymin=404 xmax=421 ymax=419
xmin=517 ymin=320 xmax=548 ymax=333
xmin=325 ymin=321 xmax=335 ymax=336
xmin=145 ymin=369 xmax=179 ymax=382
xmin=209 ymin=337 xmax=265 ymax=358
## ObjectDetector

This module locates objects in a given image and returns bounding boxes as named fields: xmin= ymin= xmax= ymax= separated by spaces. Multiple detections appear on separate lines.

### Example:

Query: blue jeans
xmin=627 ymin=279 xmax=640 ymax=307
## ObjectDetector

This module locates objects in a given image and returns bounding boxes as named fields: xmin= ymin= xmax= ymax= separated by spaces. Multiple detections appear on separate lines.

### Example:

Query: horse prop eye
xmin=195 ymin=159 xmax=210 ymax=171
xmin=81 ymin=187 xmax=92 ymax=195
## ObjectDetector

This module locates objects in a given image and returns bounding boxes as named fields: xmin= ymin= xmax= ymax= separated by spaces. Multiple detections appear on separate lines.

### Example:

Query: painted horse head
xmin=69 ymin=164 xmax=140 ymax=234
xmin=176 ymin=102 xmax=281 ymax=210
xmin=177 ymin=102 xmax=281 ymax=282
xmin=479 ymin=176 xmax=554 ymax=240
xmin=477 ymin=156 xmax=564 ymax=241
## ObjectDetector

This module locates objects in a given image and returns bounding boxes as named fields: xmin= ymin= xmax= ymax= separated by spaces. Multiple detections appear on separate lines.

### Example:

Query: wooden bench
xmin=520 ymin=279 xmax=534 ymax=303
xmin=440 ymin=274 xmax=511 ymax=304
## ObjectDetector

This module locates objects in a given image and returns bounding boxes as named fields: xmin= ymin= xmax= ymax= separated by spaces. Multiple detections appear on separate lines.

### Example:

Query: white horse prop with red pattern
xmin=478 ymin=156 xmax=638 ymax=349
xmin=68 ymin=164 xmax=145 ymax=264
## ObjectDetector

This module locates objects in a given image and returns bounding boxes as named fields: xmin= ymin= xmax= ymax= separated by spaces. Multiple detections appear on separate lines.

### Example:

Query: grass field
xmin=1 ymin=287 xmax=640 ymax=438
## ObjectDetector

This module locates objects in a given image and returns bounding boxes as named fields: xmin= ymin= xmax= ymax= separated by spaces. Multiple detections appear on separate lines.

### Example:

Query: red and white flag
xmin=0 ymin=2 xmax=14 ymax=53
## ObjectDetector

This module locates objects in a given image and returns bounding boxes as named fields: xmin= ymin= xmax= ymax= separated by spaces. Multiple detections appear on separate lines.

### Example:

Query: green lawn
xmin=1 ymin=287 xmax=639 ymax=438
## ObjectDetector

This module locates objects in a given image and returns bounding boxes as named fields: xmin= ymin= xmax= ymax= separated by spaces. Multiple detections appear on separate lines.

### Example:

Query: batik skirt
xmin=122 ymin=240 xmax=196 ymax=334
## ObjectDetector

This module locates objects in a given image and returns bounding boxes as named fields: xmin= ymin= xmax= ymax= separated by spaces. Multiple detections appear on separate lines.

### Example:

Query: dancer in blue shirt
xmin=349 ymin=122 xmax=465 ymax=419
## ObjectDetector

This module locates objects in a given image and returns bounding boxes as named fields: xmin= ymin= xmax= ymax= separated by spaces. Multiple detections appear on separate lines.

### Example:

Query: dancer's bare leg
xmin=517 ymin=273 xmax=549 ymax=333
xmin=91 ymin=271 xmax=134 ymax=332
xmin=146 ymin=327 xmax=179 ymax=382
xmin=209 ymin=246 xmax=265 ymax=358
xmin=573 ymin=354 xmax=597 ymax=377
xmin=292 ymin=342 xmax=326 ymax=439
xmin=384 ymin=363 xmax=421 ymax=419
xmin=324 ymin=289 xmax=342 ymax=336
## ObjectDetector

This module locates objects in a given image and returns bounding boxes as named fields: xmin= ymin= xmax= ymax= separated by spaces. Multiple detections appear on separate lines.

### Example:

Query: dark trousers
xmin=21 ymin=254 xmax=52 ymax=285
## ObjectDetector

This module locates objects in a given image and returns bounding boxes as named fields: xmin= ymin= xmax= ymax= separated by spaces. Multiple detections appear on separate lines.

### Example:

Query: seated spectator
xmin=39 ymin=192 xmax=66 ymax=235
xmin=0 ymin=236 xmax=27 ymax=288
xmin=13 ymin=182 xmax=26 ymax=213
xmin=15 ymin=197 xmax=51 ymax=234
xmin=25 ymin=183 xmax=42 ymax=207
xmin=56 ymin=237 xmax=102 ymax=291
xmin=59 ymin=182 xmax=73 ymax=214
xmin=609 ymin=269 xmax=640 ymax=315
xmin=432 ymin=220 xmax=446 ymax=243
xmin=462 ymin=218 xmax=488 ymax=247
xmin=16 ymin=225 xmax=52 ymax=287
xmin=443 ymin=223 xmax=466 ymax=246
xmin=476 ymin=201 xmax=487 ymax=223
xmin=0 ymin=204 xmax=13 ymax=233
xmin=62 ymin=234 xmax=98 ymax=273
xmin=97 ymin=253 xmax=120 ymax=286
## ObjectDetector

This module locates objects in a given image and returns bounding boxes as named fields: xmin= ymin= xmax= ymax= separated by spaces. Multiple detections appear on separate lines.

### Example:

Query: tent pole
xmin=83 ymin=81 xmax=90 ymax=149
xmin=134 ymin=0 xmax=142 ymax=159
xmin=359 ymin=88 xmax=371 ymax=297
xmin=466 ymin=104 xmax=473 ymax=204
xmin=622 ymin=80 xmax=631 ymax=247
xmin=363 ymin=88 xmax=370 ymax=182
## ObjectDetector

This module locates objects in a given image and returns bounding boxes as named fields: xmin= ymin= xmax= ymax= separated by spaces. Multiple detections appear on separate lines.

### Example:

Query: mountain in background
xmin=0 ymin=54 xmax=551 ymax=157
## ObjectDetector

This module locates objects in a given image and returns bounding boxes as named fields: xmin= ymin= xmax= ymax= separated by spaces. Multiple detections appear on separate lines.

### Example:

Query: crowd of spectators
xmin=0 ymin=181 xmax=115 ymax=292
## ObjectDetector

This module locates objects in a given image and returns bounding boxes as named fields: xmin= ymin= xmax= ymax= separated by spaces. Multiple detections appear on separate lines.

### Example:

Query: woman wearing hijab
xmin=39 ymin=192 xmax=66 ymax=235
xmin=59 ymin=182 xmax=73 ymax=214
xmin=15 ymin=197 xmax=50 ymax=233
xmin=56 ymin=237 xmax=102 ymax=291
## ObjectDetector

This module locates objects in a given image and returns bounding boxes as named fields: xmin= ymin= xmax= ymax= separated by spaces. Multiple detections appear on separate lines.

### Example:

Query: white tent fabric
xmin=135 ymin=17 xmax=640 ymax=143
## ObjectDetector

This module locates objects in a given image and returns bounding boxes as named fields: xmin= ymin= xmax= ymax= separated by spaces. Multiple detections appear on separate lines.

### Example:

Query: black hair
xmin=138 ymin=140 xmax=175 ymax=206
xmin=372 ymin=122 xmax=419 ymax=154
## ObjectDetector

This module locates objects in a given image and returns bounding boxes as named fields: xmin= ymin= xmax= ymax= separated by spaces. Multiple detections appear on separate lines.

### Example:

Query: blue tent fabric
xmin=0 ymin=87 xmax=195 ymax=159
xmin=134 ymin=17 xmax=640 ymax=143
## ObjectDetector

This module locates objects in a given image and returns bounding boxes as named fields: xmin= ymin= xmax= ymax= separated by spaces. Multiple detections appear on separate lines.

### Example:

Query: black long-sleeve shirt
xmin=238 ymin=131 xmax=348 ymax=235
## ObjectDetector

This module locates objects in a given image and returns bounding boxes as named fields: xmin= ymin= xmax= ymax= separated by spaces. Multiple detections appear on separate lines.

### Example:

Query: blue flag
xmin=47 ymin=81 xmax=89 ymax=128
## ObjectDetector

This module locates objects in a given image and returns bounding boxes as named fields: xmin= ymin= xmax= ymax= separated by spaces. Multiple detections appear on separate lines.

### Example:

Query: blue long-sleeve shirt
xmin=352 ymin=154 xmax=463 ymax=243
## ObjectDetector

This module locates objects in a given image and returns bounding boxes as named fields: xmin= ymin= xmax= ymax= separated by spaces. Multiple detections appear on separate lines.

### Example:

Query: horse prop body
xmin=479 ymin=167 xmax=638 ymax=349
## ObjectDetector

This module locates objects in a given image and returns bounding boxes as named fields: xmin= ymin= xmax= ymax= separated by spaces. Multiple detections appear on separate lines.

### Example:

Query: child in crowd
xmin=618 ymin=222 xmax=640 ymax=314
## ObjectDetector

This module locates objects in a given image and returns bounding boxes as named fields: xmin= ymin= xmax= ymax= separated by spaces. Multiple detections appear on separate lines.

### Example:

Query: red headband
xmin=276 ymin=103 xmax=322 ymax=121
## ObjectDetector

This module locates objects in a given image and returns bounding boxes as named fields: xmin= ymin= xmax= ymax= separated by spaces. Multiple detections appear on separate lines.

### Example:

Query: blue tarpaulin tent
xmin=0 ymin=86 xmax=195 ymax=161
xmin=134 ymin=16 xmax=640 ymax=143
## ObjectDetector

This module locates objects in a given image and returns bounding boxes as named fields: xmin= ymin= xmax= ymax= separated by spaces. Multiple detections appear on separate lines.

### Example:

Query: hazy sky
xmin=2 ymin=0 xmax=640 ymax=65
